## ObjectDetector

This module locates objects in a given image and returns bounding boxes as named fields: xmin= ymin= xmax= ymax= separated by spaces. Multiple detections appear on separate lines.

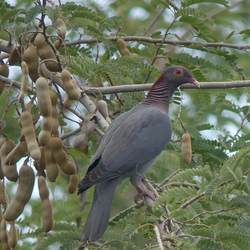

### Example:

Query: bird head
xmin=161 ymin=65 xmax=199 ymax=88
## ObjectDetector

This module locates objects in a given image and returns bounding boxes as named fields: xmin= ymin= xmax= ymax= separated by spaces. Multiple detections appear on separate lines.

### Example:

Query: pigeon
xmin=78 ymin=65 xmax=198 ymax=242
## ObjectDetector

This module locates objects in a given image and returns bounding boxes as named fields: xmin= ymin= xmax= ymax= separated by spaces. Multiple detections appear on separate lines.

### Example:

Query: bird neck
xmin=142 ymin=79 xmax=177 ymax=112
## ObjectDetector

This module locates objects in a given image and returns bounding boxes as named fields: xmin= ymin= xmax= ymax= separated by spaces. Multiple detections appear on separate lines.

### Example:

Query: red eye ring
xmin=174 ymin=69 xmax=183 ymax=76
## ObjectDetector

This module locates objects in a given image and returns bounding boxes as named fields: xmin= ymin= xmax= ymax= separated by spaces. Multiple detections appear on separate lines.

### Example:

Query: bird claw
xmin=134 ymin=183 xmax=156 ymax=204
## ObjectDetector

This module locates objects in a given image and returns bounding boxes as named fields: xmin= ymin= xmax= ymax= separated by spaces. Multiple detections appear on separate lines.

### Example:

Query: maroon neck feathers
xmin=142 ymin=77 xmax=177 ymax=112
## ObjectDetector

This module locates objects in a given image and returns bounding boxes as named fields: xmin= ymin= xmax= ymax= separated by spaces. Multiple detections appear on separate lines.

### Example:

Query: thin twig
xmin=178 ymin=192 xmax=205 ymax=209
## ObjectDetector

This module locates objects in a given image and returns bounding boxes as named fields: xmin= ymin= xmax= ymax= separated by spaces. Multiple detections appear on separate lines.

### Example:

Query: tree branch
xmin=63 ymin=37 xmax=250 ymax=51
xmin=82 ymin=80 xmax=250 ymax=95
xmin=1 ymin=37 xmax=250 ymax=56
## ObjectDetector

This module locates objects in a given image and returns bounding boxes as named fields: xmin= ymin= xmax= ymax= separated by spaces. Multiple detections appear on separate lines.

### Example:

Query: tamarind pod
xmin=18 ymin=61 xmax=29 ymax=103
xmin=34 ymin=33 xmax=59 ymax=72
xmin=116 ymin=38 xmax=130 ymax=56
xmin=36 ymin=77 xmax=52 ymax=117
xmin=8 ymin=46 xmax=21 ymax=65
xmin=54 ymin=39 xmax=62 ymax=49
xmin=8 ymin=220 xmax=18 ymax=249
xmin=50 ymin=137 xmax=76 ymax=175
xmin=0 ymin=179 xmax=4 ymax=204
xmin=41 ymin=198 xmax=54 ymax=232
xmin=20 ymin=110 xmax=41 ymax=160
xmin=97 ymin=100 xmax=108 ymax=119
xmin=38 ymin=176 xmax=49 ymax=200
xmin=0 ymin=60 xmax=9 ymax=96
xmin=38 ymin=116 xmax=53 ymax=146
xmin=35 ymin=146 xmax=46 ymax=174
xmin=49 ymin=90 xmax=59 ymax=135
xmin=51 ymin=109 xmax=59 ymax=135
xmin=61 ymin=70 xmax=80 ymax=100
xmin=0 ymin=219 xmax=11 ymax=250
xmin=4 ymin=162 xmax=35 ymax=221
xmin=81 ymin=144 xmax=88 ymax=154
xmin=22 ymin=42 xmax=39 ymax=82
xmin=181 ymin=132 xmax=192 ymax=164
xmin=0 ymin=137 xmax=5 ymax=148
xmin=70 ymin=78 xmax=80 ymax=90
xmin=63 ymin=96 xmax=75 ymax=108
xmin=72 ymin=134 xmax=88 ymax=148
xmin=0 ymin=205 xmax=2 ymax=221
xmin=0 ymin=180 xmax=8 ymax=206
xmin=49 ymin=90 xmax=58 ymax=107
xmin=0 ymin=137 xmax=18 ymax=182
xmin=97 ymin=100 xmax=111 ymax=123
xmin=56 ymin=150 xmax=76 ymax=175
xmin=72 ymin=115 xmax=96 ymax=147
xmin=67 ymin=174 xmax=79 ymax=194
xmin=130 ymin=53 xmax=138 ymax=57
xmin=44 ymin=141 xmax=59 ymax=182
xmin=5 ymin=140 xmax=27 ymax=165
xmin=53 ymin=18 xmax=66 ymax=39
xmin=95 ymin=76 xmax=103 ymax=87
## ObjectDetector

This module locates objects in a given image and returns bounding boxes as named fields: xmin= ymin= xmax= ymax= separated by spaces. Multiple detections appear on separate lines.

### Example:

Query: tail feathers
xmin=81 ymin=177 xmax=121 ymax=242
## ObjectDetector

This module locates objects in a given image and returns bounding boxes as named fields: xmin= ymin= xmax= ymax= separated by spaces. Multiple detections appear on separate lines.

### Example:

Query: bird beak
xmin=189 ymin=78 xmax=200 ymax=88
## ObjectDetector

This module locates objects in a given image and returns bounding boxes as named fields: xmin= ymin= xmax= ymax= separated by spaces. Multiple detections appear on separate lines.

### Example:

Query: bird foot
xmin=134 ymin=183 xmax=155 ymax=204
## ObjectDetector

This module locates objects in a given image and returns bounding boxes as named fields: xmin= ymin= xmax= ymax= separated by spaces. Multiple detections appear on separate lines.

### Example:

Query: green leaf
xmin=225 ymin=30 xmax=235 ymax=41
xmin=181 ymin=0 xmax=229 ymax=8
xmin=24 ymin=5 xmax=46 ymax=23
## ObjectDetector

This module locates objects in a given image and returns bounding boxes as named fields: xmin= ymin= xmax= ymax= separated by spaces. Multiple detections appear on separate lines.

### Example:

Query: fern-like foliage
xmin=169 ymin=53 xmax=234 ymax=79
xmin=181 ymin=0 xmax=229 ymax=8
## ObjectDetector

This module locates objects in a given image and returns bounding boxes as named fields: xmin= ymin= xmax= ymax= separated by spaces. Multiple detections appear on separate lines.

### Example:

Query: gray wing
xmin=79 ymin=105 xmax=172 ymax=191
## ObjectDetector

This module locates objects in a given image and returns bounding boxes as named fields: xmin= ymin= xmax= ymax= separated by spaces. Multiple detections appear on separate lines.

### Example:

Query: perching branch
xmin=63 ymin=37 xmax=250 ymax=51
xmin=82 ymin=80 xmax=250 ymax=95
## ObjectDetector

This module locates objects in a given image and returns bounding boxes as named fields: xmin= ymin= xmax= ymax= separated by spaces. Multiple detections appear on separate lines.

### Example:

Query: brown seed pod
xmin=72 ymin=117 xmax=96 ymax=148
xmin=22 ymin=42 xmax=39 ymax=82
xmin=5 ymin=140 xmax=27 ymax=165
xmin=35 ymin=146 xmax=46 ymax=174
xmin=50 ymin=137 xmax=76 ymax=175
xmin=18 ymin=61 xmax=29 ymax=103
xmin=0 ymin=137 xmax=18 ymax=182
xmin=95 ymin=76 xmax=103 ymax=87
xmin=38 ymin=176 xmax=49 ymax=200
xmin=20 ymin=110 xmax=41 ymax=160
xmin=0 ymin=60 xmax=9 ymax=96
xmin=44 ymin=141 xmax=59 ymax=182
xmin=130 ymin=53 xmax=138 ymax=57
xmin=4 ymin=162 xmax=35 ymax=221
xmin=0 ymin=219 xmax=11 ymax=250
xmin=54 ymin=39 xmax=62 ymax=49
xmin=116 ymin=38 xmax=130 ymax=56
xmin=81 ymin=144 xmax=89 ymax=154
xmin=181 ymin=132 xmax=192 ymax=164
xmin=36 ymin=77 xmax=52 ymax=117
xmin=97 ymin=100 xmax=111 ymax=123
xmin=8 ymin=46 xmax=21 ymax=65
xmin=38 ymin=116 xmax=53 ymax=146
xmin=67 ymin=174 xmax=79 ymax=194
xmin=8 ymin=220 xmax=18 ymax=249
xmin=63 ymin=96 xmax=75 ymax=109
xmin=41 ymin=198 xmax=54 ymax=232
xmin=49 ymin=90 xmax=59 ymax=135
xmin=53 ymin=17 xmax=67 ymax=39
xmin=38 ymin=172 xmax=54 ymax=233
xmin=34 ymin=32 xmax=59 ymax=72
xmin=61 ymin=69 xmax=81 ymax=100
xmin=0 ymin=179 xmax=8 ymax=206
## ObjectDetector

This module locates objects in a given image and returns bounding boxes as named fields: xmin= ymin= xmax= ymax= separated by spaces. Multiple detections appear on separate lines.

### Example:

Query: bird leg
xmin=134 ymin=179 xmax=156 ymax=204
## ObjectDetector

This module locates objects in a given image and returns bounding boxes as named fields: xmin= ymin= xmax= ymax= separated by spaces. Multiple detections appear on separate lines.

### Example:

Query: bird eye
xmin=174 ymin=69 xmax=183 ymax=76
